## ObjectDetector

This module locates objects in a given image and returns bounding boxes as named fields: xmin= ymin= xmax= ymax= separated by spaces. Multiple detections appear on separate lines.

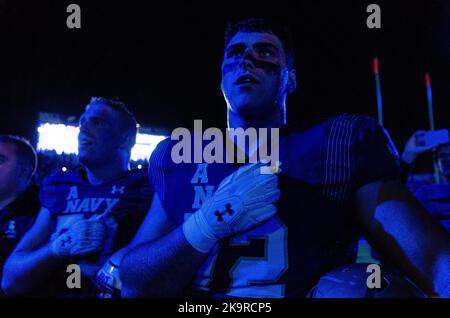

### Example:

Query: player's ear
xmin=118 ymin=132 xmax=134 ymax=153
xmin=287 ymin=69 xmax=297 ymax=95
xmin=17 ymin=162 xmax=33 ymax=184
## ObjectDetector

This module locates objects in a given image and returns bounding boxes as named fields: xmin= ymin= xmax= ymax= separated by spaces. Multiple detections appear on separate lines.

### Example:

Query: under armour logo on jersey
xmin=111 ymin=185 xmax=125 ymax=195
xmin=61 ymin=236 xmax=72 ymax=247
xmin=4 ymin=220 xmax=17 ymax=239
xmin=214 ymin=204 xmax=234 ymax=222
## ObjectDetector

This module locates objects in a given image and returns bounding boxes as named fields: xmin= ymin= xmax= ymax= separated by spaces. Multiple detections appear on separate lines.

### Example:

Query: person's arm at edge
xmin=1 ymin=207 xmax=65 ymax=296
xmin=356 ymin=179 xmax=450 ymax=297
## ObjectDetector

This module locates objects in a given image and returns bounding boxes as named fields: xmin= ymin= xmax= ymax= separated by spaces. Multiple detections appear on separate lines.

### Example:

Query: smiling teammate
xmin=2 ymin=97 xmax=153 ymax=297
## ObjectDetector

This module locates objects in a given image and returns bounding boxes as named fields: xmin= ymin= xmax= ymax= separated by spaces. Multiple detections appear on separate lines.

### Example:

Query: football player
xmin=2 ymin=97 xmax=153 ymax=297
xmin=120 ymin=18 xmax=450 ymax=297
xmin=0 ymin=135 xmax=39 ymax=297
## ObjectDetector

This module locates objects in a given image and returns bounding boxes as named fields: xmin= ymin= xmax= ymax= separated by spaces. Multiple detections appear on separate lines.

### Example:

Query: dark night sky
xmin=0 ymin=0 xmax=449 ymax=151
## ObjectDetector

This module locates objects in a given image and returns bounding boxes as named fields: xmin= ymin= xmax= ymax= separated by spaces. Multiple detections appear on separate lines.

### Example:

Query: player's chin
xmin=232 ymin=86 xmax=264 ymax=99
xmin=232 ymin=92 xmax=268 ymax=109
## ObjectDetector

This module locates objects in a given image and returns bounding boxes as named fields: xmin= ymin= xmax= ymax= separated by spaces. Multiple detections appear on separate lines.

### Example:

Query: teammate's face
xmin=221 ymin=31 xmax=293 ymax=119
xmin=78 ymin=103 xmax=125 ymax=168
xmin=0 ymin=142 xmax=22 ymax=197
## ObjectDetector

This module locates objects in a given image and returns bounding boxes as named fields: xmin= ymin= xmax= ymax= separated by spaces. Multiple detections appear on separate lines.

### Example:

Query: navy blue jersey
xmin=0 ymin=186 xmax=40 ymax=296
xmin=150 ymin=114 xmax=400 ymax=297
xmin=39 ymin=168 xmax=153 ymax=296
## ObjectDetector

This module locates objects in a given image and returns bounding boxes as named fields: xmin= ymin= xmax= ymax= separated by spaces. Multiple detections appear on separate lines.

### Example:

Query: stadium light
xmin=131 ymin=133 xmax=166 ymax=161
xmin=37 ymin=123 xmax=79 ymax=155
xmin=37 ymin=123 xmax=166 ymax=161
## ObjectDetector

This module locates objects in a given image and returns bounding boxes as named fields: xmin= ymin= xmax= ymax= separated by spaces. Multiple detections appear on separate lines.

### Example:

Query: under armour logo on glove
xmin=214 ymin=203 xmax=234 ymax=222
xmin=182 ymin=163 xmax=280 ymax=253
xmin=61 ymin=236 xmax=72 ymax=247
xmin=50 ymin=219 xmax=108 ymax=257
xmin=111 ymin=185 xmax=125 ymax=194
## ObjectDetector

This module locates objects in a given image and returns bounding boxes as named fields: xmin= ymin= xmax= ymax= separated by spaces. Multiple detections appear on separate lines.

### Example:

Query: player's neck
xmin=227 ymin=108 xmax=284 ymax=130
xmin=227 ymin=108 xmax=283 ymax=159
xmin=85 ymin=160 xmax=130 ymax=186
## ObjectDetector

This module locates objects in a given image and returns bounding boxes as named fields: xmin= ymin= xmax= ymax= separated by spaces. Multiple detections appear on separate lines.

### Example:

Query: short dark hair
xmin=87 ymin=97 xmax=138 ymax=152
xmin=0 ymin=135 xmax=37 ymax=179
xmin=224 ymin=17 xmax=295 ymax=69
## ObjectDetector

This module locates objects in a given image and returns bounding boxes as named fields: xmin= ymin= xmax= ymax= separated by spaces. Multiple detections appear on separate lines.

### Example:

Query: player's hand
xmin=98 ymin=214 xmax=119 ymax=243
xmin=183 ymin=162 xmax=280 ymax=253
xmin=50 ymin=218 xmax=109 ymax=257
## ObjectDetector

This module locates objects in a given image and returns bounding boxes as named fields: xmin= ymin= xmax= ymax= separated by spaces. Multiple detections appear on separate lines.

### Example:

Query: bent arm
xmin=1 ymin=207 xmax=65 ymax=296
xmin=120 ymin=193 xmax=209 ymax=297
xmin=356 ymin=179 xmax=450 ymax=297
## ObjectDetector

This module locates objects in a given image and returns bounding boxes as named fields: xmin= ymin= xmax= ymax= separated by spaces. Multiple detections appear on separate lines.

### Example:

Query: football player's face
xmin=78 ymin=103 xmax=124 ymax=168
xmin=221 ymin=31 xmax=290 ymax=118
xmin=0 ymin=142 xmax=21 ymax=197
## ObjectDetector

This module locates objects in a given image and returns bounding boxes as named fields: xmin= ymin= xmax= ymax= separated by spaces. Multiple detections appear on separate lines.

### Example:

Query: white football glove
xmin=50 ymin=218 xmax=109 ymax=257
xmin=183 ymin=162 xmax=280 ymax=253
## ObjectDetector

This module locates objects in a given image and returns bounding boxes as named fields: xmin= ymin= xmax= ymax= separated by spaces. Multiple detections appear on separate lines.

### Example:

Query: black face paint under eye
xmin=222 ymin=52 xmax=281 ymax=75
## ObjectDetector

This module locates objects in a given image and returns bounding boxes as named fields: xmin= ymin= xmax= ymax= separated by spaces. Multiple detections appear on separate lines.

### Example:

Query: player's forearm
xmin=398 ymin=213 xmax=450 ymax=296
xmin=357 ymin=180 xmax=450 ymax=296
xmin=370 ymin=201 xmax=450 ymax=296
xmin=1 ymin=243 xmax=65 ymax=296
xmin=120 ymin=226 xmax=209 ymax=297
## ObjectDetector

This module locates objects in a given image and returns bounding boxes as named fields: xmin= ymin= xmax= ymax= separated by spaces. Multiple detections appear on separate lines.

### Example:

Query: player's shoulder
xmin=281 ymin=114 xmax=380 ymax=143
xmin=326 ymin=113 xmax=379 ymax=131
xmin=119 ymin=168 xmax=151 ymax=187
xmin=283 ymin=113 xmax=377 ymax=133
xmin=149 ymin=137 xmax=173 ymax=167
xmin=324 ymin=113 xmax=397 ymax=153
xmin=41 ymin=168 xmax=84 ymax=188
xmin=319 ymin=113 xmax=388 ymax=144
